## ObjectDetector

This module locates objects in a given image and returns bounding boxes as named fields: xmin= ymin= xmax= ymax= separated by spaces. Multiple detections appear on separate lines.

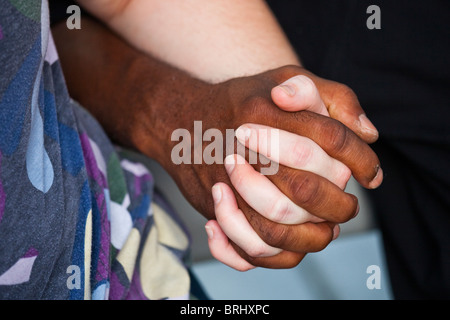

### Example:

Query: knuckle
xmin=269 ymin=198 xmax=292 ymax=223
xmin=294 ymin=75 xmax=316 ymax=94
xmin=289 ymin=173 xmax=320 ymax=207
xmin=335 ymin=84 xmax=358 ymax=102
xmin=324 ymin=120 xmax=349 ymax=155
xmin=290 ymin=140 xmax=314 ymax=168
xmin=246 ymin=243 xmax=270 ymax=258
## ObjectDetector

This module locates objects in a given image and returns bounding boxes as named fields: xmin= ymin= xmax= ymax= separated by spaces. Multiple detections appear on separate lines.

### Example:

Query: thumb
xmin=271 ymin=75 xmax=329 ymax=116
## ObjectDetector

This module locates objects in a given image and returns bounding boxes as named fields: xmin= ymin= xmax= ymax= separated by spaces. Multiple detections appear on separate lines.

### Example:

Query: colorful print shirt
xmin=0 ymin=0 xmax=194 ymax=299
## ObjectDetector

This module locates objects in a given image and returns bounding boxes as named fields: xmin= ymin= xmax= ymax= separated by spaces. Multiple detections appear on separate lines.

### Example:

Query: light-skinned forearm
xmin=75 ymin=0 xmax=380 ymax=144
xmin=77 ymin=0 xmax=301 ymax=83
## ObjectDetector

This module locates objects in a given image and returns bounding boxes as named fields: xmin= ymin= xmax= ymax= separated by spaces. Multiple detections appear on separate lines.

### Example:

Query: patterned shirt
xmin=0 ymin=0 xmax=195 ymax=300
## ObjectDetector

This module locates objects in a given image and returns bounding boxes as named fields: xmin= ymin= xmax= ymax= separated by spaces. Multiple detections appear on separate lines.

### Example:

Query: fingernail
xmin=205 ymin=225 xmax=214 ymax=240
xmin=277 ymin=83 xmax=296 ymax=97
xmin=224 ymin=155 xmax=236 ymax=174
xmin=353 ymin=202 xmax=360 ymax=219
xmin=235 ymin=125 xmax=252 ymax=144
xmin=368 ymin=166 xmax=383 ymax=189
xmin=332 ymin=224 xmax=340 ymax=240
xmin=359 ymin=114 xmax=378 ymax=137
xmin=212 ymin=184 xmax=222 ymax=204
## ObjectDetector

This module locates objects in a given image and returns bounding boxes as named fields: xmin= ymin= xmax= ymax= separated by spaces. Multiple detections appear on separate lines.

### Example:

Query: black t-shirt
xmin=267 ymin=0 xmax=450 ymax=299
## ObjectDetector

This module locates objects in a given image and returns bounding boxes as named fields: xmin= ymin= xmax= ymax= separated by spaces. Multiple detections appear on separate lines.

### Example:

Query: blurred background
xmin=144 ymin=158 xmax=393 ymax=300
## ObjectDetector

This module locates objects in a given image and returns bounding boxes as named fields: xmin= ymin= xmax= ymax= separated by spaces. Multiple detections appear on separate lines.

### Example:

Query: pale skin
xmin=73 ymin=0 xmax=383 ymax=271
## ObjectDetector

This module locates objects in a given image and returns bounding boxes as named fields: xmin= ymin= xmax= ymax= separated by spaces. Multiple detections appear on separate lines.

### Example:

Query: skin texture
xmin=76 ymin=0 xmax=301 ymax=83
xmin=75 ymin=0 xmax=379 ymax=145
xmin=52 ymin=17 xmax=382 ymax=269
xmin=73 ymin=0 xmax=382 ymax=270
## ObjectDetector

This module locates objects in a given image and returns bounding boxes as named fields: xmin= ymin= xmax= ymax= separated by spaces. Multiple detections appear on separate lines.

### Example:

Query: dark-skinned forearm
xmin=52 ymin=16 xmax=211 ymax=168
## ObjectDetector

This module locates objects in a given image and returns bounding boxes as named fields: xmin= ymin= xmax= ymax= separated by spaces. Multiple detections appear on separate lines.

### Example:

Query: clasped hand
xmin=158 ymin=65 xmax=383 ymax=270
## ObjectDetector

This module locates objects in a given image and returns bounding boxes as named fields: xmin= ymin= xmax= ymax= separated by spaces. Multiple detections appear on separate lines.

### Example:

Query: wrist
xmin=129 ymin=57 xmax=215 ymax=170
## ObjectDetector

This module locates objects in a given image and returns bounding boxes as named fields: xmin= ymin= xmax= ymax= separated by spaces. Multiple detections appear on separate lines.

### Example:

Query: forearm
xmin=74 ymin=0 xmax=378 ymax=145
xmin=52 ymin=16 xmax=208 ymax=165
xmin=77 ymin=0 xmax=300 ymax=83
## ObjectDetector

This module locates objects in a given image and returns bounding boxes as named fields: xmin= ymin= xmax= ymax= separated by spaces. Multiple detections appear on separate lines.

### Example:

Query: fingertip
xmin=235 ymin=124 xmax=252 ymax=145
xmin=358 ymin=114 xmax=379 ymax=142
xmin=332 ymin=224 xmax=340 ymax=240
xmin=272 ymin=76 xmax=329 ymax=115
xmin=276 ymin=84 xmax=296 ymax=97
xmin=359 ymin=129 xmax=379 ymax=144
xmin=205 ymin=222 xmax=215 ymax=240
xmin=224 ymin=154 xmax=236 ymax=175
xmin=205 ymin=221 xmax=255 ymax=272
xmin=205 ymin=220 xmax=227 ymax=246
xmin=368 ymin=167 xmax=384 ymax=189
xmin=213 ymin=182 xmax=237 ymax=207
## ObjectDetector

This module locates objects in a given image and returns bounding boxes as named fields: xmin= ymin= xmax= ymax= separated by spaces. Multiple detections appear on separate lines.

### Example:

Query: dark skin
xmin=52 ymin=17 xmax=381 ymax=269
